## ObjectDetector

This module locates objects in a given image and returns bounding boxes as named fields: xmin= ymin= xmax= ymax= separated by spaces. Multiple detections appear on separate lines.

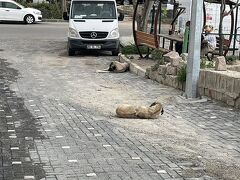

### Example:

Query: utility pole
xmin=185 ymin=0 xmax=203 ymax=98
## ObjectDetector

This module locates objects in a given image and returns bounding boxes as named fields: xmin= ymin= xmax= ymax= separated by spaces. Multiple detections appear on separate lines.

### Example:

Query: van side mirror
xmin=63 ymin=12 xmax=69 ymax=20
xmin=118 ymin=13 xmax=124 ymax=21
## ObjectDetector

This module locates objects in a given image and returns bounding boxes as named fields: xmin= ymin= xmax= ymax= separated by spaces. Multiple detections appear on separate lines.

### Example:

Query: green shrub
xmin=151 ymin=49 xmax=163 ymax=60
xmin=200 ymin=60 xmax=214 ymax=69
xmin=24 ymin=3 xmax=61 ymax=19
xmin=177 ymin=65 xmax=187 ymax=83
xmin=200 ymin=60 xmax=206 ymax=69
xmin=226 ymin=55 xmax=238 ymax=62
xmin=121 ymin=44 xmax=148 ymax=55
xmin=206 ymin=61 xmax=214 ymax=68
xmin=151 ymin=49 xmax=165 ymax=65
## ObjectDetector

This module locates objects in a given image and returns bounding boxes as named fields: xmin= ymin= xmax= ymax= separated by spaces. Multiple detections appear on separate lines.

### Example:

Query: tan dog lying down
xmin=108 ymin=61 xmax=129 ymax=73
xmin=116 ymin=102 xmax=164 ymax=119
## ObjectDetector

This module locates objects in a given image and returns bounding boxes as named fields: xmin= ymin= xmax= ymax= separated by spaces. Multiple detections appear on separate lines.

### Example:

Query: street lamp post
xmin=185 ymin=0 xmax=203 ymax=98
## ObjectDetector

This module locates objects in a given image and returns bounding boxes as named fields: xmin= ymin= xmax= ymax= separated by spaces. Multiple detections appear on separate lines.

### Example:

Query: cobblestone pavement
xmin=0 ymin=24 xmax=240 ymax=180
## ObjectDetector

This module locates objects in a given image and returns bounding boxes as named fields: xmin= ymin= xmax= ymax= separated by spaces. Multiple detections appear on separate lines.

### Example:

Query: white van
xmin=63 ymin=0 xmax=120 ymax=56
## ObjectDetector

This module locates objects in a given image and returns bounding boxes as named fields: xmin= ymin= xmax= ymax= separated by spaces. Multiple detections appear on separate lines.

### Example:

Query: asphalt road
xmin=0 ymin=21 xmax=132 ymax=40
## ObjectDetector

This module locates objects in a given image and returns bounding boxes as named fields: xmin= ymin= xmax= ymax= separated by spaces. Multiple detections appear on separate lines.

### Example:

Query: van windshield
xmin=71 ymin=1 xmax=116 ymax=19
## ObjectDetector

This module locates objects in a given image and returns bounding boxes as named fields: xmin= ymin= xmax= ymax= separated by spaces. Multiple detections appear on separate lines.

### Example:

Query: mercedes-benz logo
xmin=90 ymin=32 xmax=97 ymax=39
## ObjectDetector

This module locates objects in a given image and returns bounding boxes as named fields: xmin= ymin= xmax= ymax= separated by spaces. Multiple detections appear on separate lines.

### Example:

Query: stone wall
xmin=145 ymin=54 xmax=240 ymax=109
xmin=227 ymin=65 xmax=240 ymax=72
xmin=146 ymin=65 xmax=185 ymax=90
xmin=147 ymin=66 xmax=240 ymax=109
xmin=198 ymin=70 xmax=240 ymax=109
xmin=146 ymin=52 xmax=186 ymax=91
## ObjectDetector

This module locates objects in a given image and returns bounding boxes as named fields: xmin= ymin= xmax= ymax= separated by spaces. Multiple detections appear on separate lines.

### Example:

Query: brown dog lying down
xmin=116 ymin=102 xmax=164 ymax=119
xmin=108 ymin=61 xmax=129 ymax=73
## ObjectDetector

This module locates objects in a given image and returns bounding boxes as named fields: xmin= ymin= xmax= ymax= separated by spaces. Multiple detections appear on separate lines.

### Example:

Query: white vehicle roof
xmin=0 ymin=0 xmax=16 ymax=2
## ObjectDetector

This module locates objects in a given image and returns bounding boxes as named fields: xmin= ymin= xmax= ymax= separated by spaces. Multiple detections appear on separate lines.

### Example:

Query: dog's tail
xmin=150 ymin=102 xmax=164 ymax=115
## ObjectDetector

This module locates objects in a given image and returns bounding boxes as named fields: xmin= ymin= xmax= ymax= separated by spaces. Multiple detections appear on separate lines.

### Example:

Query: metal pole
xmin=233 ymin=5 xmax=239 ymax=55
xmin=219 ymin=0 xmax=225 ymax=56
xmin=150 ymin=5 xmax=155 ymax=34
xmin=185 ymin=0 xmax=203 ymax=98
xmin=158 ymin=2 xmax=162 ymax=34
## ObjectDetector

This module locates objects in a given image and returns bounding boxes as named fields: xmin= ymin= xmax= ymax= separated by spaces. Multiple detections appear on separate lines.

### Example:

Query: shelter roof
xmin=204 ymin=0 xmax=239 ymax=5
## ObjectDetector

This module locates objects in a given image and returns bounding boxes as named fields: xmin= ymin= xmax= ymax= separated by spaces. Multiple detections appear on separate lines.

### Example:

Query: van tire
xmin=112 ymin=49 xmax=119 ymax=56
xmin=68 ymin=47 xmax=75 ymax=56
xmin=24 ymin=15 xmax=35 ymax=24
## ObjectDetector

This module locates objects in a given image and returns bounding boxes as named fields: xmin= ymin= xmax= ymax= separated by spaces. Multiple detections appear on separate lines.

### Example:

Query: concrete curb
xmin=42 ymin=19 xmax=66 ymax=22
xmin=118 ymin=53 xmax=146 ymax=78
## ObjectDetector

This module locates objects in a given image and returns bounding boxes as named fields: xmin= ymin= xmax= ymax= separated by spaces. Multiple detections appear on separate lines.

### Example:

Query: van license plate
xmin=87 ymin=45 xmax=101 ymax=49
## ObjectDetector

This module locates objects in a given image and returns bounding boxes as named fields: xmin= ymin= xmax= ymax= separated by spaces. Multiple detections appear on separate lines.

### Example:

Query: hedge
xmin=24 ymin=2 xmax=62 ymax=19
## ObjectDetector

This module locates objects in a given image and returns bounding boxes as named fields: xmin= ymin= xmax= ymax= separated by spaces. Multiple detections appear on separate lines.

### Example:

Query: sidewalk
xmin=1 ymin=25 xmax=240 ymax=180
xmin=117 ymin=36 xmax=240 ymax=179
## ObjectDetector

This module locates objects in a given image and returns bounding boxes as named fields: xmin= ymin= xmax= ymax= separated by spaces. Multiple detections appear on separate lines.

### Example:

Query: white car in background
xmin=0 ymin=0 xmax=42 ymax=24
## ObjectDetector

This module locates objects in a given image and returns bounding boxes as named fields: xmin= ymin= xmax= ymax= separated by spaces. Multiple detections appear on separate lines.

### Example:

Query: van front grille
xmin=79 ymin=31 xmax=108 ymax=39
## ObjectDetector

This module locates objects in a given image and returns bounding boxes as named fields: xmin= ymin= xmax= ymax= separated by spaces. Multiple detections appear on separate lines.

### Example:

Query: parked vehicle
xmin=0 ymin=0 xmax=42 ymax=24
xmin=63 ymin=0 xmax=120 ymax=56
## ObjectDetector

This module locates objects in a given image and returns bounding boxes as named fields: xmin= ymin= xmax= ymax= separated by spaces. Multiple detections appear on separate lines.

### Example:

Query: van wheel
xmin=24 ymin=15 xmax=35 ymax=24
xmin=68 ymin=47 xmax=75 ymax=56
xmin=112 ymin=49 xmax=119 ymax=56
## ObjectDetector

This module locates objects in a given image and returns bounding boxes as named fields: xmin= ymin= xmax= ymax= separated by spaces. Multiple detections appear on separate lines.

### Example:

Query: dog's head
xmin=150 ymin=102 xmax=164 ymax=115
xmin=108 ymin=62 xmax=116 ymax=71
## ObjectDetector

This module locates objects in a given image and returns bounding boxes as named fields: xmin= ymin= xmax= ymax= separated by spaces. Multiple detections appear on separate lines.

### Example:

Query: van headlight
xmin=69 ymin=28 xmax=79 ymax=38
xmin=109 ymin=28 xmax=119 ymax=38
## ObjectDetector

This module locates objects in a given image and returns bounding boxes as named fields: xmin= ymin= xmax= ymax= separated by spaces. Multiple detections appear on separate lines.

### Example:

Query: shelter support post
xmin=185 ymin=0 xmax=203 ymax=98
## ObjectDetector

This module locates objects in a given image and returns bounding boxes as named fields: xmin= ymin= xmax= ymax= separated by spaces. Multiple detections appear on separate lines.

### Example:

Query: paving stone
xmin=131 ymin=157 xmax=141 ymax=160
xmin=62 ymin=146 xmax=70 ymax=149
xmin=55 ymin=136 xmax=64 ymax=138
xmin=103 ymin=145 xmax=112 ymax=147
xmin=9 ymin=135 xmax=17 ymax=138
xmin=10 ymin=147 xmax=19 ymax=150
xmin=12 ymin=161 xmax=22 ymax=165
xmin=68 ymin=160 xmax=78 ymax=163
xmin=86 ymin=173 xmax=97 ymax=177
xmin=157 ymin=170 xmax=167 ymax=174
xmin=24 ymin=176 xmax=35 ymax=179
xmin=94 ymin=134 xmax=102 ymax=137
xmin=8 ymin=130 xmax=15 ymax=132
